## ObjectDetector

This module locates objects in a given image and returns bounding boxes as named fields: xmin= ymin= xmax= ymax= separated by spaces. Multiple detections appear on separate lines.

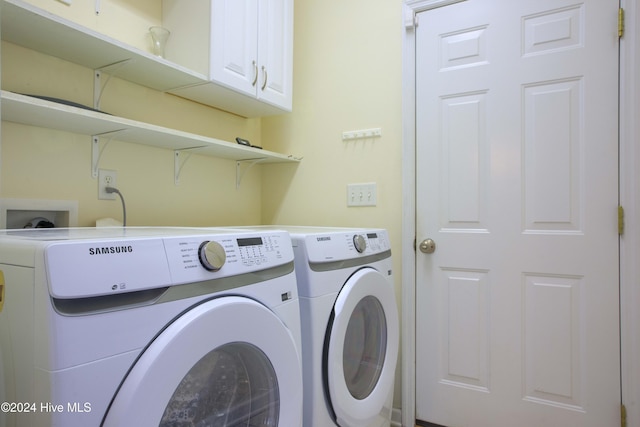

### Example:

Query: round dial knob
xmin=198 ymin=240 xmax=226 ymax=271
xmin=353 ymin=234 xmax=367 ymax=253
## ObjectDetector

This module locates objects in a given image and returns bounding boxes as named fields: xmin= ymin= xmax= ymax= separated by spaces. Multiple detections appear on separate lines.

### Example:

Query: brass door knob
xmin=419 ymin=238 xmax=436 ymax=254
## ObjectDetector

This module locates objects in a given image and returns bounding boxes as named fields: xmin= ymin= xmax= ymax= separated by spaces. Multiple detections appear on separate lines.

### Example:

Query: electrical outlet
xmin=347 ymin=183 xmax=377 ymax=207
xmin=98 ymin=169 xmax=117 ymax=200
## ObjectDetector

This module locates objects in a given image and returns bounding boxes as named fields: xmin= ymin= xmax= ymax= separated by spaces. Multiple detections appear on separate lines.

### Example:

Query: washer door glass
xmin=160 ymin=342 xmax=279 ymax=426
xmin=102 ymin=296 xmax=302 ymax=427
xmin=343 ymin=296 xmax=387 ymax=400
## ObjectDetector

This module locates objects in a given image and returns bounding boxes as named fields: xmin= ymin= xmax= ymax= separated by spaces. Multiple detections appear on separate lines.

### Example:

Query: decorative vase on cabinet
xmin=162 ymin=0 xmax=293 ymax=118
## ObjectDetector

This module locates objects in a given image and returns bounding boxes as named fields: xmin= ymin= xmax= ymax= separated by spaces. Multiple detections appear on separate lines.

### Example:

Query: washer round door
xmin=102 ymin=296 xmax=302 ymax=427
xmin=325 ymin=267 xmax=400 ymax=427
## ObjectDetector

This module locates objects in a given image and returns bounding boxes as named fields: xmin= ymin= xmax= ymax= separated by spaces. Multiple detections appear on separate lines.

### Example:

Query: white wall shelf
xmin=1 ymin=91 xmax=300 ymax=184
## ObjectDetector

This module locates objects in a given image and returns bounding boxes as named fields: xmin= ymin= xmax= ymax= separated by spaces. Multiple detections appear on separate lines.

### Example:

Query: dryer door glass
xmin=343 ymin=295 xmax=387 ymax=399
xmin=325 ymin=267 xmax=399 ymax=426
xmin=160 ymin=342 xmax=279 ymax=426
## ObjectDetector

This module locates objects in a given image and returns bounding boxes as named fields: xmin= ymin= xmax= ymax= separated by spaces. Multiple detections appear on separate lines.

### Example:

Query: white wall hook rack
xmin=342 ymin=127 xmax=382 ymax=141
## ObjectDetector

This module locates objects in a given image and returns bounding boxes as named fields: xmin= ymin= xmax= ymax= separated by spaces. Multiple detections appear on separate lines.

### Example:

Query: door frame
xmin=400 ymin=1 xmax=640 ymax=426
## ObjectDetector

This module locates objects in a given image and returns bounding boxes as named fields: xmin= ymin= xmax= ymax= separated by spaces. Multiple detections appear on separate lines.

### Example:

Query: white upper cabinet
xmin=211 ymin=0 xmax=259 ymax=97
xmin=256 ymin=0 xmax=293 ymax=109
xmin=163 ymin=0 xmax=293 ymax=117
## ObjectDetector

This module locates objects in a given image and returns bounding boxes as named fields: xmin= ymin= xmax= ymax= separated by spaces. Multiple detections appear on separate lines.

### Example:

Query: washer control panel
xmin=44 ymin=230 xmax=294 ymax=298
xmin=165 ymin=231 xmax=293 ymax=284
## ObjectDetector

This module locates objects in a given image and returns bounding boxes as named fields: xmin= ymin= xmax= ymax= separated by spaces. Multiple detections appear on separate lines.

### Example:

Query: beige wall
xmin=261 ymin=0 xmax=403 ymax=233
xmin=1 ymin=0 xmax=405 ymax=410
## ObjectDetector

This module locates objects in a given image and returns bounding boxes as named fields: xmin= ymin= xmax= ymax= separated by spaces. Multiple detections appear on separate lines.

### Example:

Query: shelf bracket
xmin=94 ymin=59 xmax=133 ymax=110
xmin=91 ymin=130 xmax=129 ymax=178
xmin=174 ymin=148 xmax=210 ymax=185
xmin=174 ymin=150 xmax=194 ymax=185
xmin=236 ymin=158 xmax=266 ymax=189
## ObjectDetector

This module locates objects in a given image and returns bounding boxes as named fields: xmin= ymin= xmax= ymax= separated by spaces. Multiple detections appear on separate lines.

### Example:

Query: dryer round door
xmin=325 ymin=267 xmax=400 ymax=427
xmin=102 ymin=296 xmax=302 ymax=427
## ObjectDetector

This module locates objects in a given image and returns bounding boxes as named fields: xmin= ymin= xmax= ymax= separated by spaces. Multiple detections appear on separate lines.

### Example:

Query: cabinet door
xmin=210 ymin=0 xmax=259 ymax=96
xmin=257 ymin=0 xmax=293 ymax=110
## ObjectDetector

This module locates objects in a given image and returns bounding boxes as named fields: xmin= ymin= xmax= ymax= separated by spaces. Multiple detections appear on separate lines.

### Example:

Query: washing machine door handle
xmin=325 ymin=268 xmax=399 ymax=427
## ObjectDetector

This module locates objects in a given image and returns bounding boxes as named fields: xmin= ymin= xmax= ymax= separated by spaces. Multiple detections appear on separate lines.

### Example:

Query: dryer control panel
xmin=302 ymin=229 xmax=390 ymax=264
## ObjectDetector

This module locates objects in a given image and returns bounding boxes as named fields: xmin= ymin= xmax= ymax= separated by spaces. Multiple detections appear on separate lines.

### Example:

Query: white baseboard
xmin=391 ymin=407 xmax=402 ymax=427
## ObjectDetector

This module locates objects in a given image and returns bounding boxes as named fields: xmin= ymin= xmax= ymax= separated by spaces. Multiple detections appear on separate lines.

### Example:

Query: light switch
xmin=347 ymin=183 xmax=377 ymax=207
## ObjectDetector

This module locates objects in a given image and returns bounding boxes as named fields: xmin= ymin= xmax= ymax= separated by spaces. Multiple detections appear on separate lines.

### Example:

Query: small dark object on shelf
xmin=236 ymin=137 xmax=262 ymax=149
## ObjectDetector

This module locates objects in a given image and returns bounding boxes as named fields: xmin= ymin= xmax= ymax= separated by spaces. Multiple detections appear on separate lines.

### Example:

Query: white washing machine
xmin=0 ymin=227 xmax=303 ymax=427
xmin=239 ymin=226 xmax=399 ymax=427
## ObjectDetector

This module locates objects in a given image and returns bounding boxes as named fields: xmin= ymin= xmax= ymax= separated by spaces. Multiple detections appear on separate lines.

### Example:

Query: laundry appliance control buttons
xmin=198 ymin=240 xmax=226 ymax=271
xmin=353 ymin=234 xmax=367 ymax=253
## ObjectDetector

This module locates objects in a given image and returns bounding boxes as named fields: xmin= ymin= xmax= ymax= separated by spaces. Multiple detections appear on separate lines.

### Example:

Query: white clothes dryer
xmin=239 ymin=226 xmax=399 ymax=427
xmin=0 ymin=227 xmax=303 ymax=427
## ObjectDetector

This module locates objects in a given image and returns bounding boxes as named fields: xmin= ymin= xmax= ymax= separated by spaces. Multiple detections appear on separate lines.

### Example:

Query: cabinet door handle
xmin=252 ymin=61 xmax=258 ymax=87
xmin=261 ymin=66 xmax=268 ymax=91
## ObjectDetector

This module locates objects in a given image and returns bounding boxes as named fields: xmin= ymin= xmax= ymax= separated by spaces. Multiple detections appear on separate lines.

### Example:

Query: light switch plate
xmin=347 ymin=183 xmax=377 ymax=207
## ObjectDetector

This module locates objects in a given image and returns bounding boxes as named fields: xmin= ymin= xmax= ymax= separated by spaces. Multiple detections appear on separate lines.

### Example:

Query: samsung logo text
xmin=88 ymin=246 xmax=134 ymax=255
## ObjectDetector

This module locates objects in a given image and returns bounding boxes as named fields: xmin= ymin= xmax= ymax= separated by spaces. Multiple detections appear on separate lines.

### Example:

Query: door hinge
xmin=621 ymin=404 xmax=627 ymax=427
xmin=405 ymin=11 xmax=418 ymax=29
xmin=619 ymin=205 xmax=625 ymax=235
xmin=619 ymin=8 xmax=625 ymax=38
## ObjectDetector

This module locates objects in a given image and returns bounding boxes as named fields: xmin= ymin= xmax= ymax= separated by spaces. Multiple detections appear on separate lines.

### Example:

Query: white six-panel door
xmin=415 ymin=1 xmax=621 ymax=426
